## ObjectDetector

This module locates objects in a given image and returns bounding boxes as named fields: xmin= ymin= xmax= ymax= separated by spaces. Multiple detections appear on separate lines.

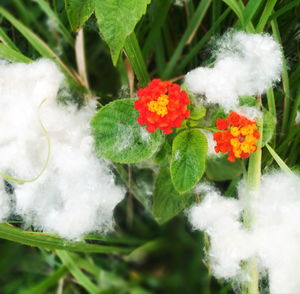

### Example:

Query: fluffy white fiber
xmin=185 ymin=31 xmax=282 ymax=110
xmin=0 ymin=59 xmax=125 ymax=240
xmin=189 ymin=172 xmax=300 ymax=294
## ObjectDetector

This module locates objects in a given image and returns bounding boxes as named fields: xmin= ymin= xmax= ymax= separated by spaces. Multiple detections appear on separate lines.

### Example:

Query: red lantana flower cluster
xmin=213 ymin=112 xmax=260 ymax=162
xmin=134 ymin=79 xmax=190 ymax=134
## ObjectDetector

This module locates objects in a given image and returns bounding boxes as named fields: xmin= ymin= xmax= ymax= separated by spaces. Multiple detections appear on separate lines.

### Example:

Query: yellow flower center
xmin=147 ymin=94 xmax=169 ymax=117
xmin=230 ymin=127 xmax=240 ymax=136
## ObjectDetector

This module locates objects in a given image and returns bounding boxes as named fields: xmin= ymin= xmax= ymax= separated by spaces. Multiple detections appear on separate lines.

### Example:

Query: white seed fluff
xmin=188 ymin=171 xmax=300 ymax=294
xmin=185 ymin=31 xmax=283 ymax=110
xmin=0 ymin=59 xmax=125 ymax=240
xmin=0 ymin=181 xmax=11 ymax=221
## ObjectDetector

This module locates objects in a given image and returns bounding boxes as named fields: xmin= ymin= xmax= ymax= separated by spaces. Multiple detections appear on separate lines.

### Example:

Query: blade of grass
xmin=212 ymin=0 xmax=222 ymax=35
xmin=0 ymin=223 xmax=132 ymax=254
xmin=269 ymin=0 xmax=300 ymax=21
xmin=12 ymin=0 xmax=48 ymax=38
xmin=287 ymin=132 xmax=300 ymax=166
xmin=177 ymin=7 xmax=230 ymax=73
xmin=162 ymin=0 xmax=212 ymax=79
xmin=154 ymin=34 xmax=166 ymax=75
xmin=266 ymin=88 xmax=277 ymax=146
xmin=271 ymin=19 xmax=290 ymax=137
xmin=56 ymin=250 xmax=99 ymax=294
xmin=222 ymin=0 xmax=244 ymax=23
xmin=290 ymin=63 xmax=300 ymax=86
xmin=288 ymin=87 xmax=300 ymax=134
xmin=237 ymin=0 xmax=261 ymax=32
xmin=0 ymin=27 xmax=20 ymax=51
xmin=142 ymin=0 xmax=173 ymax=59
xmin=0 ymin=7 xmax=82 ymax=85
xmin=256 ymin=0 xmax=277 ymax=33
xmin=266 ymin=88 xmax=276 ymax=118
xmin=33 ymin=0 xmax=74 ymax=45
xmin=0 ymin=43 xmax=31 ymax=63
xmin=124 ymin=32 xmax=150 ymax=87
xmin=266 ymin=144 xmax=292 ymax=172
xmin=21 ymin=265 xmax=68 ymax=294
xmin=84 ymin=234 xmax=144 ymax=246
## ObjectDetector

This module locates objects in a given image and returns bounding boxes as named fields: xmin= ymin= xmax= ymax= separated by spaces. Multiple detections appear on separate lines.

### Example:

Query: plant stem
xmin=75 ymin=28 xmax=89 ymax=89
xmin=242 ymin=96 xmax=263 ymax=294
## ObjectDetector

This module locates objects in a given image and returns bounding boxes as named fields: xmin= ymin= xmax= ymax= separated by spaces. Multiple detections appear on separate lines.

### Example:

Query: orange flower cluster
xmin=213 ymin=112 xmax=260 ymax=162
xmin=134 ymin=79 xmax=190 ymax=134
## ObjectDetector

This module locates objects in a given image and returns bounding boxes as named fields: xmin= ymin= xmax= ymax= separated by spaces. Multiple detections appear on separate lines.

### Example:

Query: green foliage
xmin=262 ymin=109 xmax=277 ymax=146
xmin=56 ymin=250 xmax=99 ymax=294
xmin=206 ymin=156 xmax=243 ymax=182
xmin=95 ymin=0 xmax=151 ymax=65
xmin=190 ymin=105 xmax=206 ymax=120
xmin=239 ymin=96 xmax=256 ymax=107
xmin=64 ymin=0 xmax=95 ymax=31
xmin=152 ymin=167 xmax=194 ymax=224
xmin=171 ymin=129 xmax=207 ymax=193
xmin=0 ymin=224 xmax=132 ymax=254
xmin=0 ymin=43 xmax=31 ymax=63
xmin=91 ymin=99 xmax=162 ymax=163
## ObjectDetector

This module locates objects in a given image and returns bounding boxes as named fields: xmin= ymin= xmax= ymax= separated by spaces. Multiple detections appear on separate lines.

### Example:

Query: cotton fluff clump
xmin=0 ymin=59 xmax=125 ymax=240
xmin=0 ymin=181 xmax=11 ymax=221
xmin=185 ymin=31 xmax=282 ymax=110
xmin=189 ymin=172 xmax=300 ymax=294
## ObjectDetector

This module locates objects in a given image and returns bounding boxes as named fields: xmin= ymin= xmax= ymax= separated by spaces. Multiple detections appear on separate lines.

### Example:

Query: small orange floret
xmin=213 ymin=112 xmax=260 ymax=162
xmin=134 ymin=79 xmax=190 ymax=134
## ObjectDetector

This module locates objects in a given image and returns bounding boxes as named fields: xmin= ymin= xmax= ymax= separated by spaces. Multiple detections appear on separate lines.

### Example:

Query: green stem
xmin=242 ymin=97 xmax=263 ymax=294
xmin=124 ymin=32 xmax=150 ymax=87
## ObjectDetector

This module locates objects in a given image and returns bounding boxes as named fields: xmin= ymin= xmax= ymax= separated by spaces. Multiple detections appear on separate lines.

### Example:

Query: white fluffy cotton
xmin=0 ymin=59 xmax=125 ymax=240
xmin=0 ymin=181 xmax=11 ymax=221
xmin=189 ymin=172 xmax=300 ymax=294
xmin=185 ymin=31 xmax=282 ymax=110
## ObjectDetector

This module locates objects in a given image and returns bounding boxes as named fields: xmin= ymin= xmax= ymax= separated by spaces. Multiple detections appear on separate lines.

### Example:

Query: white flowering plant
xmin=0 ymin=1 xmax=299 ymax=293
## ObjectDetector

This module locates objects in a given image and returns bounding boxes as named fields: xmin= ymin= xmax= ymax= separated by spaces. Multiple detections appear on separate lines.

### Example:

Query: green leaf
xmin=206 ymin=156 xmax=243 ymax=181
xmin=91 ymin=99 xmax=162 ymax=163
xmin=170 ymin=129 xmax=207 ymax=194
xmin=56 ymin=250 xmax=99 ymax=294
xmin=190 ymin=105 xmax=206 ymax=120
xmin=266 ymin=144 xmax=292 ymax=173
xmin=0 ymin=44 xmax=31 ymax=63
xmin=263 ymin=108 xmax=276 ymax=146
xmin=64 ymin=0 xmax=95 ymax=31
xmin=0 ymin=223 xmax=132 ymax=254
xmin=95 ymin=0 xmax=151 ymax=65
xmin=152 ymin=167 xmax=194 ymax=224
